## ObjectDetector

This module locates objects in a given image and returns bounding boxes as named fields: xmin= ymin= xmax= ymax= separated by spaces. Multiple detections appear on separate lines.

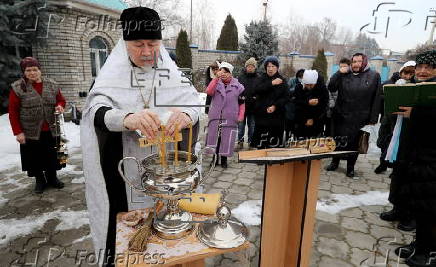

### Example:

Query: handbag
xmin=358 ymin=130 xmax=370 ymax=154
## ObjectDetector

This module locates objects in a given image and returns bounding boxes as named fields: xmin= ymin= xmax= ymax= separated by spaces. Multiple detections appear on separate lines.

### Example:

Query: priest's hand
xmin=123 ymin=110 xmax=161 ymax=139
xmin=166 ymin=111 xmax=192 ymax=136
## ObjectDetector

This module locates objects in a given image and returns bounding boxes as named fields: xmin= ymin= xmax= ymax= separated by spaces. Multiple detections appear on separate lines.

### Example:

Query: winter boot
xmin=375 ymin=159 xmax=388 ymax=174
xmin=326 ymin=158 xmax=340 ymax=171
xmin=221 ymin=156 xmax=228 ymax=169
xmin=34 ymin=175 xmax=46 ymax=194
xmin=45 ymin=170 xmax=64 ymax=189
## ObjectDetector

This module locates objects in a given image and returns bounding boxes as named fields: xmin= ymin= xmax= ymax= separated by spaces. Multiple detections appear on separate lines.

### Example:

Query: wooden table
xmin=116 ymin=209 xmax=250 ymax=267
xmin=238 ymin=150 xmax=357 ymax=267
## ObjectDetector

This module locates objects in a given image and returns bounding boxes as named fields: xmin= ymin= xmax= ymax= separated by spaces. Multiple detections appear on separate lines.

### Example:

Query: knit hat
xmin=399 ymin=61 xmax=416 ymax=73
xmin=20 ymin=57 xmax=41 ymax=73
xmin=263 ymin=56 xmax=280 ymax=69
xmin=416 ymin=50 xmax=436 ymax=67
xmin=218 ymin=61 xmax=234 ymax=74
xmin=245 ymin=57 xmax=257 ymax=68
xmin=302 ymin=70 xmax=318 ymax=85
xmin=120 ymin=7 xmax=162 ymax=41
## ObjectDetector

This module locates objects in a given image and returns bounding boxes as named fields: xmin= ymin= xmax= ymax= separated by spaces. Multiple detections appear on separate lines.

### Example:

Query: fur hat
xmin=263 ymin=56 xmax=280 ymax=69
xmin=416 ymin=50 xmax=436 ymax=67
xmin=245 ymin=57 xmax=257 ymax=68
xmin=120 ymin=7 xmax=162 ymax=41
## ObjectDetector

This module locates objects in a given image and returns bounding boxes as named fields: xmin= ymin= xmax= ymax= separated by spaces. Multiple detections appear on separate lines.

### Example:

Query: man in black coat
xmin=251 ymin=56 xmax=289 ymax=149
xmin=237 ymin=57 xmax=259 ymax=148
xmin=293 ymin=70 xmax=329 ymax=138
xmin=326 ymin=52 xmax=382 ymax=178
xmin=392 ymin=50 xmax=436 ymax=267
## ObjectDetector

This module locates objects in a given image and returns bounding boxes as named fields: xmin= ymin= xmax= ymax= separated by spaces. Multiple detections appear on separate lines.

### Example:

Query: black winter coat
xmin=294 ymin=75 xmax=329 ymax=137
xmin=238 ymin=70 xmax=259 ymax=115
xmin=253 ymin=72 xmax=289 ymax=127
xmin=399 ymin=106 xmax=436 ymax=216
xmin=328 ymin=68 xmax=382 ymax=147
xmin=396 ymin=77 xmax=436 ymax=216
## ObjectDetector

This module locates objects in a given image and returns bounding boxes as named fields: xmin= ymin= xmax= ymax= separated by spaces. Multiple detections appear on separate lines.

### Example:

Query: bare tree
xmin=316 ymin=17 xmax=336 ymax=50
xmin=279 ymin=16 xmax=337 ymax=55
xmin=191 ymin=0 xmax=215 ymax=49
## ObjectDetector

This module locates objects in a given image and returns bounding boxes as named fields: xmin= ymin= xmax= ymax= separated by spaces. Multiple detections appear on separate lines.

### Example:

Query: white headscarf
xmin=302 ymin=69 xmax=318 ymax=85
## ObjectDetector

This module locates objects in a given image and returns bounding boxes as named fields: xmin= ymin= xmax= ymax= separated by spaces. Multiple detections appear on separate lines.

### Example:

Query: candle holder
xmin=118 ymin=123 xmax=216 ymax=240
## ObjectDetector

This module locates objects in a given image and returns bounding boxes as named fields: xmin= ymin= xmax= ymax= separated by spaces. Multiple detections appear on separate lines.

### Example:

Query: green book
xmin=384 ymin=82 xmax=436 ymax=114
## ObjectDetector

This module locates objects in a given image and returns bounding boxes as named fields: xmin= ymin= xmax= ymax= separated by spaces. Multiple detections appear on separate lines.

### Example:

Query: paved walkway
xmin=0 ymin=135 xmax=413 ymax=266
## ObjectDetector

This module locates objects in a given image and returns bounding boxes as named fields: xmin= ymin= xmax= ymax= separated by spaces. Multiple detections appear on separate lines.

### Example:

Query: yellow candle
xmin=187 ymin=123 xmax=193 ymax=163
xmin=174 ymin=124 xmax=179 ymax=166
xmin=160 ymin=126 xmax=167 ymax=168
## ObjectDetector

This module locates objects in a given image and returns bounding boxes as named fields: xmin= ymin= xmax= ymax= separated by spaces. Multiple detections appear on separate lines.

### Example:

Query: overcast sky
xmin=177 ymin=0 xmax=435 ymax=53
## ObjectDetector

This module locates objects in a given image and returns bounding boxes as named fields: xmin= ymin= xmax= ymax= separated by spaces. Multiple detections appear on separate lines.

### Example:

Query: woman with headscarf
xmin=326 ymin=52 xmax=382 ymax=178
xmin=251 ymin=56 xmax=290 ymax=149
xmin=8 ymin=57 xmax=66 ymax=194
xmin=205 ymin=62 xmax=245 ymax=168
xmin=293 ymin=69 xmax=329 ymax=139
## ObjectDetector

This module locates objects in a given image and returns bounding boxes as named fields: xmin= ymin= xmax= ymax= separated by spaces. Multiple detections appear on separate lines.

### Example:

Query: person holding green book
xmin=389 ymin=50 xmax=436 ymax=267
xmin=378 ymin=61 xmax=417 ymax=233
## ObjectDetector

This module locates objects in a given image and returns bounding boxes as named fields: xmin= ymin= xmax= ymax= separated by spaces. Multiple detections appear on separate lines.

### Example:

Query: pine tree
xmin=175 ymin=30 xmax=192 ymax=68
xmin=239 ymin=20 xmax=279 ymax=68
xmin=0 ymin=0 xmax=47 ymax=114
xmin=312 ymin=49 xmax=328 ymax=79
xmin=216 ymin=14 xmax=238 ymax=51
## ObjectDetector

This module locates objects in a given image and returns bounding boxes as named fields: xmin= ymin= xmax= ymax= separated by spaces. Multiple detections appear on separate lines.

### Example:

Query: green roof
xmin=82 ymin=0 xmax=127 ymax=11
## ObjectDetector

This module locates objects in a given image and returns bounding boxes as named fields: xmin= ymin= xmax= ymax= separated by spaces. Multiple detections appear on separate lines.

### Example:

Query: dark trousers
xmin=332 ymin=131 xmax=360 ymax=169
xmin=20 ymin=131 xmax=63 ymax=177
xmin=388 ymin=164 xmax=412 ymax=220
xmin=238 ymin=114 xmax=255 ymax=144
xmin=251 ymin=125 xmax=285 ymax=149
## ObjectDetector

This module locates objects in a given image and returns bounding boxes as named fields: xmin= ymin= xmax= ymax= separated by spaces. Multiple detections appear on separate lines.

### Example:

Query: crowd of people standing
xmin=205 ymin=52 xmax=382 ymax=179
xmin=204 ymin=50 xmax=436 ymax=267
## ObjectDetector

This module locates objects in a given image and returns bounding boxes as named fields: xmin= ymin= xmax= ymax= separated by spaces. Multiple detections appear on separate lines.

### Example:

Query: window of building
xmin=89 ymin=36 xmax=108 ymax=77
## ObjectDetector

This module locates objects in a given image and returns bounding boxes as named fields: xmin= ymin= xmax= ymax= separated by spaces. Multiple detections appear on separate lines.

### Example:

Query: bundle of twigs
xmin=128 ymin=211 xmax=154 ymax=252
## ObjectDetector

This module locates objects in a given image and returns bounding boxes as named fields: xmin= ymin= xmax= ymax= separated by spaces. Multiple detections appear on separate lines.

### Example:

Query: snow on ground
xmin=0 ymin=115 xmax=22 ymax=173
xmin=316 ymin=191 xmax=389 ymax=214
xmin=232 ymin=200 xmax=262 ymax=226
xmin=0 ymin=114 xmax=82 ymax=207
xmin=0 ymin=209 xmax=89 ymax=247
xmin=0 ymin=114 xmax=81 ymax=173
xmin=0 ymin=175 xmax=30 ymax=206
xmin=232 ymin=191 xmax=389 ymax=226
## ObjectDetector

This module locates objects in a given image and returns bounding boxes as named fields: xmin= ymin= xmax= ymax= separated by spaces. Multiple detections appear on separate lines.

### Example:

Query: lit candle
xmin=187 ymin=123 xmax=193 ymax=163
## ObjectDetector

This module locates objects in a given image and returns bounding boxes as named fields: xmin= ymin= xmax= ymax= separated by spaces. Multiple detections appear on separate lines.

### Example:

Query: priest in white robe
xmin=80 ymin=7 xmax=201 ymax=266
